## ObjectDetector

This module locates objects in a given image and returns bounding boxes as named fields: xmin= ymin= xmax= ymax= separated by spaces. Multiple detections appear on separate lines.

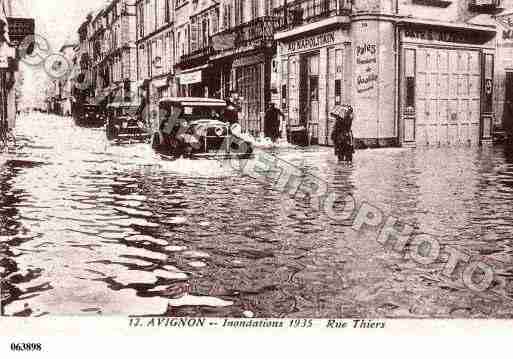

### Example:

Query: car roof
xmin=107 ymin=102 xmax=139 ymax=109
xmin=159 ymin=97 xmax=227 ymax=107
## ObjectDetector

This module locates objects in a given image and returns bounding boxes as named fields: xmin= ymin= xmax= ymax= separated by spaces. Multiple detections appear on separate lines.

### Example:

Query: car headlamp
xmin=214 ymin=126 xmax=225 ymax=137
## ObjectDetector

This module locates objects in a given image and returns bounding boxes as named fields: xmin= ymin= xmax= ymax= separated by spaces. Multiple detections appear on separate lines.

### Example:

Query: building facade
xmin=102 ymin=0 xmax=138 ymax=103
xmin=274 ymin=0 xmax=498 ymax=147
xmin=135 ymin=0 xmax=175 ymax=119
xmin=70 ymin=0 xmax=504 ymax=147
xmin=56 ymin=44 xmax=77 ymax=116
xmin=1 ymin=0 xmax=34 ymax=128
xmin=494 ymin=9 xmax=513 ymax=137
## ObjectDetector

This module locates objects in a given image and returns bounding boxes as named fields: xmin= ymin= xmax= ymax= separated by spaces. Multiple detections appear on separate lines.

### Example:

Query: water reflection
xmin=1 ymin=114 xmax=513 ymax=317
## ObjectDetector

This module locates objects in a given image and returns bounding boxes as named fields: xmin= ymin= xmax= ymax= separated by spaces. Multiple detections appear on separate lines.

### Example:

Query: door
xmin=299 ymin=53 xmax=320 ymax=144
xmin=415 ymin=47 xmax=481 ymax=146
xmin=504 ymin=71 xmax=513 ymax=132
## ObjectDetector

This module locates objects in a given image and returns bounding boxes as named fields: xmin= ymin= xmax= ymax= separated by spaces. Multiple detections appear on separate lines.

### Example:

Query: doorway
xmin=299 ymin=53 xmax=319 ymax=144
xmin=503 ymin=71 xmax=513 ymax=134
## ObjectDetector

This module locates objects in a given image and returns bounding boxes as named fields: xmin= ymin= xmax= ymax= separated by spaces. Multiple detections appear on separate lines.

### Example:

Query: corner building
xmin=275 ymin=0 xmax=499 ymax=147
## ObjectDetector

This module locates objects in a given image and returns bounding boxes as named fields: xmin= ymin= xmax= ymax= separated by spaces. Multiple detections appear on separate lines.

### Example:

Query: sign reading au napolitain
xmin=285 ymin=31 xmax=336 ymax=53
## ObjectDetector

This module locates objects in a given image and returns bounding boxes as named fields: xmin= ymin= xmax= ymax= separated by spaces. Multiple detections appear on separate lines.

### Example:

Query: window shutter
xmin=191 ymin=19 xmax=198 ymax=52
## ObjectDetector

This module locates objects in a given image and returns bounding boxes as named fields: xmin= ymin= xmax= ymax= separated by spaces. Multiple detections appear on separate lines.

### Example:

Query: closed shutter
xmin=415 ymin=47 xmax=481 ymax=146
xmin=191 ymin=18 xmax=198 ymax=53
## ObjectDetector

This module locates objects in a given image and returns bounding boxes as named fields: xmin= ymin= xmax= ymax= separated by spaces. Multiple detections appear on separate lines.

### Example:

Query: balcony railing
xmin=210 ymin=16 xmax=280 ymax=53
xmin=273 ymin=0 xmax=352 ymax=31
xmin=468 ymin=0 xmax=502 ymax=13
xmin=176 ymin=43 xmax=215 ymax=68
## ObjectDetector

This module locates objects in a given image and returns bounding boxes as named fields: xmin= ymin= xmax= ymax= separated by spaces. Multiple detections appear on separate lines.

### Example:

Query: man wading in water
xmin=330 ymin=105 xmax=355 ymax=162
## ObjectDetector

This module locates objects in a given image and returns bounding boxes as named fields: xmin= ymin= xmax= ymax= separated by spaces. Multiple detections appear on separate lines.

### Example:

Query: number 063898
xmin=10 ymin=343 xmax=42 ymax=351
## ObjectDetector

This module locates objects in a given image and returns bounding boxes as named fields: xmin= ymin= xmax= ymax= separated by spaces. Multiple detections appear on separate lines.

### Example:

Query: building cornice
xmin=136 ymin=22 xmax=174 ymax=44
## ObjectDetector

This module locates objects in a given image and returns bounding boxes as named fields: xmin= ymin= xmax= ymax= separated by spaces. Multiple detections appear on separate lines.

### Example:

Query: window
xmin=191 ymin=17 xmax=198 ymax=52
xmin=235 ymin=0 xmax=243 ymax=25
xmin=138 ymin=3 xmax=144 ymax=38
xmin=176 ymin=0 xmax=187 ymax=8
xmin=165 ymin=0 xmax=171 ymax=22
xmin=251 ymin=0 xmax=258 ymax=19
xmin=223 ymin=3 xmax=232 ymax=29
xmin=484 ymin=53 xmax=494 ymax=112
xmin=155 ymin=0 xmax=159 ymax=31
xmin=202 ymin=18 xmax=209 ymax=48
xmin=405 ymin=49 xmax=416 ymax=109
xmin=265 ymin=0 xmax=272 ymax=16
xmin=212 ymin=8 xmax=219 ymax=34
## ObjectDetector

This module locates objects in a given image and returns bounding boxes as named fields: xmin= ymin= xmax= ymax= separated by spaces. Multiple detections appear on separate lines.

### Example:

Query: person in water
xmin=264 ymin=102 xmax=284 ymax=143
xmin=330 ymin=105 xmax=355 ymax=162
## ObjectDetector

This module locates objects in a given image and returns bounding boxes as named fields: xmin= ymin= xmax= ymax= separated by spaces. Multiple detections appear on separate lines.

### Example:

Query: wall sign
xmin=284 ymin=32 xmax=336 ymax=54
xmin=402 ymin=27 xmax=486 ymax=45
xmin=178 ymin=70 xmax=202 ymax=85
xmin=355 ymin=42 xmax=378 ymax=94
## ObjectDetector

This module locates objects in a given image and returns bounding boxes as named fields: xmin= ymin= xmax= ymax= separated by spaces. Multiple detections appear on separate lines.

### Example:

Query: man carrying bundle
xmin=330 ymin=104 xmax=355 ymax=162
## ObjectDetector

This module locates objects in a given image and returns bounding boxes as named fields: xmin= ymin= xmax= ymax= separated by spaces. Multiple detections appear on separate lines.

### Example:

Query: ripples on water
xmin=2 ymin=113 xmax=513 ymax=318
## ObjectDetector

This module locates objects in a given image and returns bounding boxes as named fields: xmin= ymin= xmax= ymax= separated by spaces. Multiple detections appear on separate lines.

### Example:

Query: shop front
xmin=175 ymin=65 xmax=209 ymax=97
xmin=397 ymin=21 xmax=496 ymax=147
xmin=494 ymin=14 xmax=513 ymax=139
xmin=231 ymin=52 xmax=273 ymax=135
xmin=276 ymin=28 xmax=351 ymax=146
xmin=210 ymin=16 xmax=278 ymax=135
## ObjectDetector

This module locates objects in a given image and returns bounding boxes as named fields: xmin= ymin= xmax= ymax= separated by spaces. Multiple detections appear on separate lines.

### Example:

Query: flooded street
xmin=2 ymin=113 xmax=513 ymax=318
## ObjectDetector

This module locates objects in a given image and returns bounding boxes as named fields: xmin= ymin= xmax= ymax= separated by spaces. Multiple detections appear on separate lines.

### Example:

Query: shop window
xmin=406 ymin=77 xmax=415 ymax=108
xmin=310 ymin=76 xmax=319 ymax=101
xmin=484 ymin=53 xmax=494 ymax=113
xmin=335 ymin=79 xmax=341 ymax=105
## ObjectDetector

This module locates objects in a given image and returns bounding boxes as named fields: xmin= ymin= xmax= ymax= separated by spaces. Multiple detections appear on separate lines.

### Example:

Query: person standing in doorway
xmin=264 ymin=102 xmax=284 ymax=142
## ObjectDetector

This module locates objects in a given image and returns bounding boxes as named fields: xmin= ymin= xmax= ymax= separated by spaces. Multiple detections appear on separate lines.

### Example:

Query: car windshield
xmin=83 ymin=106 xmax=99 ymax=113
xmin=160 ymin=104 xmax=224 ymax=122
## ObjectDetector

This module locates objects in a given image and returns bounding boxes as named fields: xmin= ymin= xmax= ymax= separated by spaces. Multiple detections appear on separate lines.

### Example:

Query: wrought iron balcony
xmin=176 ymin=43 xmax=215 ymax=69
xmin=210 ymin=16 xmax=280 ymax=53
xmin=273 ymin=0 xmax=352 ymax=31
xmin=468 ymin=0 xmax=502 ymax=13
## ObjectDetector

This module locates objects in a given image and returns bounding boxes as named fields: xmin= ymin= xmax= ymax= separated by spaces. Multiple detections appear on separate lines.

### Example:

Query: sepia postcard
xmin=1 ymin=0 xmax=513 ymax=355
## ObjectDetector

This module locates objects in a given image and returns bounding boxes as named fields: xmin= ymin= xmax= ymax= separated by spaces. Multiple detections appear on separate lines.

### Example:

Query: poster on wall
xmin=355 ymin=41 xmax=378 ymax=95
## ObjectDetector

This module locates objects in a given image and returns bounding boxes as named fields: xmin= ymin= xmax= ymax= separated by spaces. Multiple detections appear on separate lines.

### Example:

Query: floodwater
xmin=1 ymin=113 xmax=513 ymax=318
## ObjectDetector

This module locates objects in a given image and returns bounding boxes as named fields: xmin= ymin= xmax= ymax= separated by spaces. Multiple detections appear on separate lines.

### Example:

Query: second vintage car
xmin=105 ymin=102 xmax=149 ymax=141
xmin=151 ymin=97 xmax=254 ymax=158
xmin=73 ymin=103 xmax=106 ymax=128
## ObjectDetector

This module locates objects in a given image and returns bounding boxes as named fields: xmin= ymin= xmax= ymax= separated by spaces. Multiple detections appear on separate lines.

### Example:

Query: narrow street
xmin=1 ymin=113 xmax=513 ymax=318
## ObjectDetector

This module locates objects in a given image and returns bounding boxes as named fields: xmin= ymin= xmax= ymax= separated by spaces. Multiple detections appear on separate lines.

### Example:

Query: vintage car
xmin=73 ymin=104 xmax=106 ymax=128
xmin=151 ymin=97 xmax=253 ymax=158
xmin=105 ymin=102 xmax=149 ymax=141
